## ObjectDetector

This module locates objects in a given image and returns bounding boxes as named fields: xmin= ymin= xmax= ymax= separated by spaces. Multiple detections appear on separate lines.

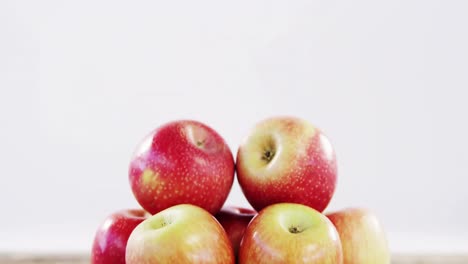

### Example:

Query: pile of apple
xmin=91 ymin=117 xmax=390 ymax=264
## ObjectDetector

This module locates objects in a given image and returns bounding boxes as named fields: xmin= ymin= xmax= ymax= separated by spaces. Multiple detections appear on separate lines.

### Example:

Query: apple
xmin=326 ymin=208 xmax=390 ymax=264
xmin=129 ymin=120 xmax=235 ymax=215
xmin=91 ymin=209 xmax=149 ymax=264
xmin=215 ymin=206 xmax=256 ymax=256
xmin=239 ymin=203 xmax=342 ymax=264
xmin=126 ymin=204 xmax=235 ymax=264
xmin=236 ymin=116 xmax=337 ymax=212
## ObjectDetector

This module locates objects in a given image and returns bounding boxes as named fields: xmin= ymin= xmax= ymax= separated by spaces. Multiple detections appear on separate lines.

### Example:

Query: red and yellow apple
xmin=237 ymin=117 xmax=337 ymax=212
xmin=238 ymin=203 xmax=343 ymax=264
xmin=215 ymin=206 xmax=256 ymax=256
xmin=91 ymin=209 xmax=149 ymax=264
xmin=326 ymin=208 xmax=390 ymax=264
xmin=126 ymin=204 xmax=235 ymax=264
xmin=129 ymin=120 xmax=235 ymax=215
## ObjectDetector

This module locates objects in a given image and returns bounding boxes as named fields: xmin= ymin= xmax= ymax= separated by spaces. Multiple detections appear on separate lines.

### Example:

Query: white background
xmin=1 ymin=0 xmax=467 ymax=254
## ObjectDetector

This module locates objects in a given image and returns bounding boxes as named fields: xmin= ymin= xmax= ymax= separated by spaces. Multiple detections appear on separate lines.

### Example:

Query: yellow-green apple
xmin=91 ymin=209 xmax=149 ymax=264
xmin=237 ymin=117 xmax=337 ymax=212
xmin=129 ymin=120 xmax=235 ymax=215
xmin=126 ymin=204 xmax=235 ymax=264
xmin=326 ymin=208 xmax=390 ymax=264
xmin=215 ymin=206 xmax=256 ymax=256
xmin=238 ymin=203 xmax=343 ymax=264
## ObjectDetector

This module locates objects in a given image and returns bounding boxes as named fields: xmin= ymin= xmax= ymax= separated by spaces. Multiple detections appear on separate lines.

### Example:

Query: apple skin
xmin=236 ymin=117 xmax=337 ymax=213
xmin=126 ymin=204 xmax=235 ymax=264
xmin=129 ymin=120 xmax=235 ymax=215
xmin=326 ymin=208 xmax=391 ymax=264
xmin=91 ymin=209 xmax=149 ymax=264
xmin=238 ymin=203 xmax=343 ymax=264
xmin=215 ymin=206 xmax=257 ymax=256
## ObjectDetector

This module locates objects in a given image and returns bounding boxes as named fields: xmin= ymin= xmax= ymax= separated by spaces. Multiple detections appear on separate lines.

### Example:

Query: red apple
xmin=326 ymin=208 xmax=390 ymax=264
xmin=126 ymin=204 xmax=235 ymax=264
xmin=215 ymin=206 xmax=256 ymax=256
xmin=91 ymin=209 xmax=149 ymax=264
xmin=236 ymin=116 xmax=337 ymax=212
xmin=239 ymin=203 xmax=342 ymax=264
xmin=129 ymin=120 xmax=235 ymax=215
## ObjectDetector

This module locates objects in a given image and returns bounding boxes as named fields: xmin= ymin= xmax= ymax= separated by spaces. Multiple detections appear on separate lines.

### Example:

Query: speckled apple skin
xmin=238 ymin=203 xmax=343 ymax=264
xmin=129 ymin=120 xmax=235 ymax=215
xmin=126 ymin=204 xmax=235 ymax=264
xmin=326 ymin=208 xmax=390 ymax=264
xmin=91 ymin=209 xmax=149 ymax=264
xmin=236 ymin=117 xmax=337 ymax=213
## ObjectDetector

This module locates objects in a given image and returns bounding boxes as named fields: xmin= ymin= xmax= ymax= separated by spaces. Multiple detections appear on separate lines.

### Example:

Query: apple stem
xmin=289 ymin=226 xmax=301 ymax=234
xmin=196 ymin=140 xmax=205 ymax=147
xmin=262 ymin=149 xmax=275 ymax=162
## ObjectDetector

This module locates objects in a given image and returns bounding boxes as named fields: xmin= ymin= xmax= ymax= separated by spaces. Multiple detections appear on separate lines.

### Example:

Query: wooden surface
xmin=0 ymin=255 xmax=467 ymax=264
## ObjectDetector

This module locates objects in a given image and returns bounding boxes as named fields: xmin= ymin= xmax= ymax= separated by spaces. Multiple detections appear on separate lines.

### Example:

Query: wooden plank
xmin=392 ymin=255 xmax=468 ymax=264
xmin=0 ymin=255 xmax=88 ymax=264
xmin=0 ymin=254 xmax=467 ymax=264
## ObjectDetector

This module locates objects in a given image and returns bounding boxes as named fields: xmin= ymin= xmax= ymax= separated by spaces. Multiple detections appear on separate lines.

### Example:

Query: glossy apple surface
xmin=327 ymin=208 xmax=390 ymax=264
xmin=91 ymin=209 xmax=149 ymax=264
xmin=237 ymin=117 xmax=337 ymax=212
xmin=239 ymin=203 xmax=343 ymax=264
xmin=129 ymin=120 xmax=235 ymax=215
xmin=126 ymin=204 xmax=235 ymax=264
xmin=215 ymin=206 xmax=256 ymax=255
